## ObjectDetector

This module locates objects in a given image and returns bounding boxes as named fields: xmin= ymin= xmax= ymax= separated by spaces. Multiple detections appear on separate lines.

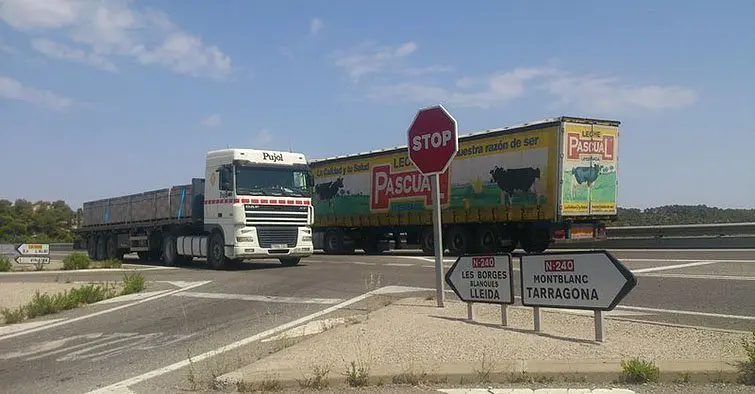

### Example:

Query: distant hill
xmin=0 ymin=199 xmax=753 ymax=243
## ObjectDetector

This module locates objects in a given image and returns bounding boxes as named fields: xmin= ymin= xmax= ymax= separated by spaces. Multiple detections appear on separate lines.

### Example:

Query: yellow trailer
xmin=309 ymin=116 xmax=620 ymax=255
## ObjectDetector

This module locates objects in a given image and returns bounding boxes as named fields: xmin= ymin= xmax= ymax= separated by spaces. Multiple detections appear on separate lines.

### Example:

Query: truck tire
xmin=87 ymin=235 xmax=97 ymax=260
xmin=95 ymin=235 xmax=107 ymax=261
xmin=475 ymin=225 xmax=500 ymax=254
xmin=279 ymin=257 xmax=301 ymax=266
xmin=445 ymin=226 xmax=469 ymax=256
xmin=419 ymin=227 xmax=434 ymax=255
xmin=323 ymin=230 xmax=343 ymax=254
xmin=208 ymin=232 xmax=228 ymax=270
xmin=106 ymin=234 xmax=124 ymax=261
xmin=162 ymin=233 xmax=180 ymax=266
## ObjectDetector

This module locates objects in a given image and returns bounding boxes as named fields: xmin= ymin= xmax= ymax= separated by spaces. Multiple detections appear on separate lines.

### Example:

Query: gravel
xmin=228 ymin=297 xmax=749 ymax=378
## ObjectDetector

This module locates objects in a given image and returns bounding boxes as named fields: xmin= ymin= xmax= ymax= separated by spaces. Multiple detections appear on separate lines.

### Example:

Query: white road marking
xmin=437 ymin=389 xmax=636 ymax=393
xmin=173 ymin=291 xmax=342 ymax=305
xmin=615 ymin=305 xmax=755 ymax=321
xmin=385 ymin=263 xmax=414 ymax=267
xmin=0 ymin=318 xmax=67 ymax=336
xmin=352 ymin=261 xmax=376 ymax=265
xmin=632 ymin=261 xmax=719 ymax=273
xmin=0 ymin=281 xmax=212 ymax=342
xmin=261 ymin=317 xmax=348 ymax=342
xmin=0 ymin=266 xmax=178 ymax=276
xmin=620 ymin=258 xmax=755 ymax=263
xmin=96 ymin=290 xmax=171 ymax=304
xmin=85 ymin=285 xmax=428 ymax=394
xmin=637 ymin=273 xmax=755 ymax=281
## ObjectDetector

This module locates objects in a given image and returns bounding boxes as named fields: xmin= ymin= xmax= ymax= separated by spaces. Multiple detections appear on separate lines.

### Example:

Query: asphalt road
xmin=0 ymin=248 xmax=753 ymax=393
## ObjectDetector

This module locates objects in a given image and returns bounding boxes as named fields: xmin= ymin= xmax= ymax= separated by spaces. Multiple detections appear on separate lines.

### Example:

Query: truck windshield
xmin=235 ymin=166 xmax=310 ymax=198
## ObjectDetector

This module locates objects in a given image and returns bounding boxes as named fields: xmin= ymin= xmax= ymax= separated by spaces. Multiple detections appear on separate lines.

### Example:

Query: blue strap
xmin=177 ymin=187 xmax=186 ymax=218
xmin=105 ymin=200 xmax=110 ymax=224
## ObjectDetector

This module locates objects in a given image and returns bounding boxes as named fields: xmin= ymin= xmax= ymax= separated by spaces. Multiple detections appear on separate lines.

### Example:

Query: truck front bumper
xmin=227 ymin=243 xmax=314 ymax=259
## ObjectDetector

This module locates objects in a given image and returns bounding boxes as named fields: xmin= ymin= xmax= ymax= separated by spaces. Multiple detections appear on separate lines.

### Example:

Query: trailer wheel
xmin=106 ymin=234 xmax=123 ymax=261
xmin=323 ymin=230 xmax=343 ymax=254
xmin=521 ymin=228 xmax=550 ymax=254
xmin=87 ymin=235 xmax=97 ymax=260
xmin=445 ymin=226 xmax=470 ymax=256
xmin=474 ymin=225 xmax=500 ymax=254
xmin=208 ymin=232 xmax=228 ymax=270
xmin=162 ymin=234 xmax=180 ymax=266
xmin=95 ymin=235 xmax=107 ymax=261
xmin=419 ymin=227 xmax=434 ymax=255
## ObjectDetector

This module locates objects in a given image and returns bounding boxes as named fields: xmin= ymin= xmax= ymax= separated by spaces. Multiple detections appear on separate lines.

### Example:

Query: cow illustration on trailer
xmin=489 ymin=166 xmax=541 ymax=206
xmin=314 ymin=177 xmax=344 ymax=209
xmin=570 ymin=163 xmax=602 ymax=198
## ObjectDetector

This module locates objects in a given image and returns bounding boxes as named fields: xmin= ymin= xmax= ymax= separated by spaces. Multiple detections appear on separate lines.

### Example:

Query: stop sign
xmin=407 ymin=105 xmax=458 ymax=175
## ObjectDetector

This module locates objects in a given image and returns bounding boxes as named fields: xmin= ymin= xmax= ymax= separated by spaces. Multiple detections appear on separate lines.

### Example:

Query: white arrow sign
xmin=520 ymin=251 xmax=637 ymax=311
xmin=16 ymin=243 xmax=50 ymax=256
xmin=15 ymin=256 xmax=50 ymax=265
xmin=445 ymin=254 xmax=514 ymax=305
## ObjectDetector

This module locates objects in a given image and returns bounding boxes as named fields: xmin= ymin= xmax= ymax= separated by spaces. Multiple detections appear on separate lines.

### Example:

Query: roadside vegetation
xmin=3 ymin=198 xmax=755 ymax=245
xmin=0 ymin=256 xmax=11 ymax=272
xmin=619 ymin=357 xmax=660 ymax=384
xmin=63 ymin=252 xmax=123 ymax=270
xmin=0 ymin=272 xmax=146 ymax=325
xmin=738 ymin=330 xmax=755 ymax=385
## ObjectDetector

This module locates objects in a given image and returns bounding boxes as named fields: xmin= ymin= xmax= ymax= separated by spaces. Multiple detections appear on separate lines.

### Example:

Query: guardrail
xmin=605 ymin=222 xmax=755 ymax=238
xmin=44 ymin=222 xmax=754 ymax=253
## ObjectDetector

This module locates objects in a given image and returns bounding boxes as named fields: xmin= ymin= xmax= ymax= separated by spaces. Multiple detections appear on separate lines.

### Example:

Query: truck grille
xmin=245 ymin=205 xmax=308 ymax=226
xmin=256 ymin=226 xmax=299 ymax=248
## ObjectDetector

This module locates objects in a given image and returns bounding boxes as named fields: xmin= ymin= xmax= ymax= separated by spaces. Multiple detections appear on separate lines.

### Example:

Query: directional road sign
xmin=16 ymin=256 xmax=50 ymax=265
xmin=520 ymin=250 xmax=637 ymax=311
xmin=407 ymin=105 xmax=458 ymax=176
xmin=16 ymin=243 xmax=50 ymax=256
xmin=445 ymin=254 xmax=515 ymax=305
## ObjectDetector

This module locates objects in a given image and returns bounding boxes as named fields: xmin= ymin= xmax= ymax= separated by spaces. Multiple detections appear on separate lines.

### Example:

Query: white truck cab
xmin=177 ymin=148 xmax=315 ymax=269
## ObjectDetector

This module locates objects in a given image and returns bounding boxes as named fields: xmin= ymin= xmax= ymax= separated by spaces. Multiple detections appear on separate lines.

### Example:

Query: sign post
xmin=407 ymin=104 xmax=458 ymax=308
xmin=520 ymin=250 xmax=637 ymax=342
xmin=445 ymin=254 xmax=515 ymax=322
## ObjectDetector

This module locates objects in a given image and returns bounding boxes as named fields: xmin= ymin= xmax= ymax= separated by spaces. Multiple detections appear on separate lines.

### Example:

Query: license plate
xmin=271 ymin=244 xmax=288 ymax=249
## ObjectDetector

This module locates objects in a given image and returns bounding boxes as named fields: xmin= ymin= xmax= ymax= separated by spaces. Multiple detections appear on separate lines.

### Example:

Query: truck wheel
xmin=475 ymin=225 xmax=500 ymax=254
xmin=445 ymin=226 xmax=469 ymax=256
xmin=87 ymin=235 xmax=98 ymax=260
xmin=208 ymin=232 xmax=228 ymax=270
xmin=521 ymin=228 xmax=550 ymax=254
xmin=95 ymin=235 xmax=107 ymax=261
xmin=106 ymin=234 xmax=122 ymax=260
xmin=162 ymin=234 xmax=180 ymax=266
xmin=279 ymin=257 xmax=301 ymax=266
xmin=323 ymin=230 xmax=343 ymax=254
xmin=419 ymin=227 xmax=434 ymax=255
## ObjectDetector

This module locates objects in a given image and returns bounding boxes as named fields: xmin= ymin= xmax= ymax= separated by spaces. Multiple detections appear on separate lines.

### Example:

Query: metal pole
xmin=501 ymin=305 xmax=508 ymax=326
xmin=467 ymin=303 xmax=474 ymax=320
xmin=431 ymin=173 xmax=445 ymax=307
xmin=594 ymin=310 xmax=604 ymax=342
xmin=533 ymin=307 xmax=541 ymax=332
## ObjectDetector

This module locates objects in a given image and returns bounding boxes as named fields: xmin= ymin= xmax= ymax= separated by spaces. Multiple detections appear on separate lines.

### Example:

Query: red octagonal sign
xmin=407 ymin=105 xmax=459 ymax=175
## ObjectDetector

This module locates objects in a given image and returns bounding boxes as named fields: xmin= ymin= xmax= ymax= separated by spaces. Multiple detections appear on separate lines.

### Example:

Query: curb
xmin=215 ymin=359 xmax=746 ymax=390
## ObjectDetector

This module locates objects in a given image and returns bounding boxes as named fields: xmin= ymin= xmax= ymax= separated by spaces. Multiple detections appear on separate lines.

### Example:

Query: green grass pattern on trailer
xmin=561 ymin=171 xmax=617 ymax=204
xmin=313 ymin=182 xmax=546 ymax=218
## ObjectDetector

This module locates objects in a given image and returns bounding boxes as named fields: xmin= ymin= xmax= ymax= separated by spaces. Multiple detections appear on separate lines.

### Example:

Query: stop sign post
xmin=407 ymin=104 xmax=459 ymax=308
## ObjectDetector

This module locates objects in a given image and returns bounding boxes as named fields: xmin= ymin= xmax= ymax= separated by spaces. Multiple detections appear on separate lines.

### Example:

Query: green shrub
xmin=0 ymin=255 xmax=12 ymax=272
xmin=121 ymin=272 xmax=145 ymax=295
xmin=739 ymin=330 xmax=755 ymax=385
xmin=98 ymin=259 xmax=123 ymax=268
xmin=619 ymin=357 xmax=660 ymax=384
xmin=63 ymin=252 xmax=91 ymax=270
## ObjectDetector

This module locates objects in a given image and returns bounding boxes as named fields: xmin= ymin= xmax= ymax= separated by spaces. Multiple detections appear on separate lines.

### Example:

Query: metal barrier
xmin=47 ymin=222 xmax=755 ymax=252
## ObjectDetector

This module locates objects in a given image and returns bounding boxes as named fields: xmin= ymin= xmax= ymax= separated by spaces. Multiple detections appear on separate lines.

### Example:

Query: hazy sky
xmin=1 ymin=0 xmax=753 ymax=209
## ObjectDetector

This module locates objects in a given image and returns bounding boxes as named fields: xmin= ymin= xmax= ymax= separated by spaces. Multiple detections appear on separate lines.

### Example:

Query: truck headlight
xmin=237 ymin=237 xmax=255 ymax=243
xmin=302 ymin=236 xmax=312 ymax=242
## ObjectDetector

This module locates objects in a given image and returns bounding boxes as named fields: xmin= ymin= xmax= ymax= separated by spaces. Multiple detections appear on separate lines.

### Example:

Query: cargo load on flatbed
xmin=308 ymin=116 xmax=620 ymax=255
xmin=82 ymin=178 xmax=206 ymax=228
